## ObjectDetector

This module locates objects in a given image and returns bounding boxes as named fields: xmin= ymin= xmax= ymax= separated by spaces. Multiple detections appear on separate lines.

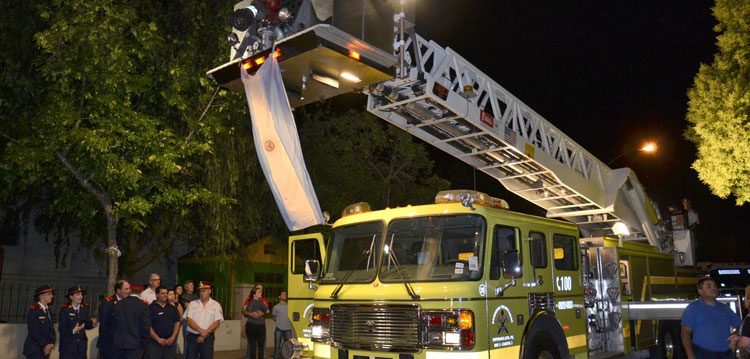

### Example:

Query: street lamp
xmin=607 ymin=141 xmax=657 ymax=166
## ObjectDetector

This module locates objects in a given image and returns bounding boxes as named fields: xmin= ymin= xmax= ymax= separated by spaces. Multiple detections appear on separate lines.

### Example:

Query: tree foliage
xmin=299 ymin=107 xmax=451 ymax=219
xmin=0 ymin=0 xmax=449 ymax=284
xmin=686 ymin=0 xmax=750 ymax=205
xmin=0 ymin=0 xmax=276 ymax=281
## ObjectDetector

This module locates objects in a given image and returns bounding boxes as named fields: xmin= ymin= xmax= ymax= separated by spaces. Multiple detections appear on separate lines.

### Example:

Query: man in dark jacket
xmin=23 ymin=285 xmax=56 ymax=358
xmin=112 ymin=280 xmax=151 ymax=359
xmin=58 ymin=286 xmax=97 ymax=359
xmin=98 ymin=280 xmax=129 ymax=358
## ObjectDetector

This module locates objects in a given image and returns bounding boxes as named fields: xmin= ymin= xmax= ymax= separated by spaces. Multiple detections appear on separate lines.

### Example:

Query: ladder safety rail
xmin=367 ymin=30 xmax=664 ymax=247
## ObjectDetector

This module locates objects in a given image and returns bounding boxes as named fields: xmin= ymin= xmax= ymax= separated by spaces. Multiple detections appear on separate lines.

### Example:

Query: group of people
xmin=241 ymin=284 xmax=292 ymax=359
xmin=681 ymin=276 xmax=750 ymax=359
xmin=22 ymin=274 xmax=224 ymax=359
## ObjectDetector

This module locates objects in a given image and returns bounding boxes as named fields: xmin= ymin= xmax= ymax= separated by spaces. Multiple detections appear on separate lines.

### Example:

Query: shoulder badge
xmin=62 ymin=303 xmax=72 ymax=308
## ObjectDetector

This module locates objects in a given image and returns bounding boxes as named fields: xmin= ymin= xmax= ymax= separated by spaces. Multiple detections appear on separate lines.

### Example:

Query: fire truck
xmin=207 ymin=1 xmax=740 ymax=358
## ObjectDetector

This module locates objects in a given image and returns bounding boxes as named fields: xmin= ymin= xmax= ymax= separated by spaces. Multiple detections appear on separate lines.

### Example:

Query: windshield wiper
xmin=384 ymin=233 xmax=420 ymax=300
xmin=331 ymin=234 xmax=376 ymax=299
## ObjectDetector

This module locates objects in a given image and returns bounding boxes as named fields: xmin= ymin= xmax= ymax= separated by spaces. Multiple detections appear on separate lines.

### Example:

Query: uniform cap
xmin=66 ymin=286 xmax=85 ymax=296
xmin=34 ymin=285 xmax=54 ymax=296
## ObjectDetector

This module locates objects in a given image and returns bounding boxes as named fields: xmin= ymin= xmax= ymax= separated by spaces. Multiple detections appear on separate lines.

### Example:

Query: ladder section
xmin=366 ymin=31 xmax=662 ymax=245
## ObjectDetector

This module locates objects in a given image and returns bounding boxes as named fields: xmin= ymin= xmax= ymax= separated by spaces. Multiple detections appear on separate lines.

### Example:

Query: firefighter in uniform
xmin=58 ymin=286 xmax=97 ymax=359
xmin=23 ymin=285 xmax=56 ymax=359
xmin=98 ymin=280 xmax=128 ymax=358
xmin=112 ymin=280 xmax=151 ymax=359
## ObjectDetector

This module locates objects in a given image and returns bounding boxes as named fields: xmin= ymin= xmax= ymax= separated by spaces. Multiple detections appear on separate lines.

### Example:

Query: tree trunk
xmin=105 ymin=205 xmax=118 ymax=295
xmin=57 ymin=151 xmax=119 ymax=294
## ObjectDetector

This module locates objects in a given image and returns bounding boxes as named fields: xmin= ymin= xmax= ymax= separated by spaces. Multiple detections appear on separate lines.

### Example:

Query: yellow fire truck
xmin=286 ymin=191 xmax=710 ymax=359
xmin=207 ymin=1 xmax=741 ymax=358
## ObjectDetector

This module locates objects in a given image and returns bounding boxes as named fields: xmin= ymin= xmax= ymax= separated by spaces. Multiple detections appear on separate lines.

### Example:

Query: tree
xmin=0 ymin=0 xmax=261 ymax=290
xmin=686 ymin=0 xmax=750 ymax=205
xmin=299 ymin=107 xmax=451 ymax=219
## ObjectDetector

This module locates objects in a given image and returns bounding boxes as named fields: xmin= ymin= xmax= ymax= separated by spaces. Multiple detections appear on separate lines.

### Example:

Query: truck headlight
xmin=311 ymin=308 xmax=330 ymax=342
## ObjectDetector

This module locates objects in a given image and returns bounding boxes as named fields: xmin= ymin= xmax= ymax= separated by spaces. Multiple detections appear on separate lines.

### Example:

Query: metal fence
xmin=0 ymin=277 xmax=108 ymax=324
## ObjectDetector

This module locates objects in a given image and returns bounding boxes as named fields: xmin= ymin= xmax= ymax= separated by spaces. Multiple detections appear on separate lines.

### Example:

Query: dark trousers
xmin=98 ymin=347 xmax=115 ymax=359
xmin=246 ymin=322 xmax=266 ymax=359
xmin=60 ymin=351 xmax=86 ymax=359
xmin=144 ymin=338 xmax=177 ymax=359
xmin=24 ymin=354 xmax=48 ymax=359
xmin=693 ymin=345 xmax=735 ymax=359
xmin=273 ymin=328 xmax=292 ymax=359
xmin=186 ymin=332 xmax=215 ymax=359
xmin=113 ymin=347 xmax=144 ymax=359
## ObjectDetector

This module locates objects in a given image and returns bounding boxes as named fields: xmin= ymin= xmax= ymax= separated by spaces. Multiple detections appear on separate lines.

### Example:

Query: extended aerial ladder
xmin=208 ymin=0 xmax=685 ymax=262
xmin=365 ymin=29 xmax=666 ymax=250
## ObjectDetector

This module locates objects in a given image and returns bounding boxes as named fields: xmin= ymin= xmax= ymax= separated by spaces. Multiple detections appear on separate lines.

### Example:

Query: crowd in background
xmin=22 ymin=271 xmax=293 ymax=359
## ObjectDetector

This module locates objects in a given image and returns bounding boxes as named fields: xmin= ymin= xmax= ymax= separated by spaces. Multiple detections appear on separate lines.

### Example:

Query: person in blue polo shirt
xmin=681 ymin=277 xmax=742 ymax=359
xmin=144 ymin=286 xmax=181 ymax=359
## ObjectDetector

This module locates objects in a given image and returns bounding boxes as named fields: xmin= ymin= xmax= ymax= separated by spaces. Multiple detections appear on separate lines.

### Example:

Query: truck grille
xmin=330 ymin=304 xmax=420 ymax=352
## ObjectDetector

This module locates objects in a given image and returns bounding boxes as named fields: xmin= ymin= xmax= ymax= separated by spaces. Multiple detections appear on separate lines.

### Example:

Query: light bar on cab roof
xmin=435 ymin=190 xmax=509 ymax=210
xmin=341 ymin=202 xmax=371 ymax=218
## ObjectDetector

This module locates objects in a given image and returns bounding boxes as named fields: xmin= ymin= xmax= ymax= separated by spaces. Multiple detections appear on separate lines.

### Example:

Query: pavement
xmin=211 ymin=347 xmax=274 ymax=359
xmin=214 ymin=349 xmax=246 ymax=359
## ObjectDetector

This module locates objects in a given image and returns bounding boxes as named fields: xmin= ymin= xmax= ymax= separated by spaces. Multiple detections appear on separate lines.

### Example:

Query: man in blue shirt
xmin=681 ymin=277 xmax=742 ymax=359
xmin=144 ymin=286 xmax=181 ymax=359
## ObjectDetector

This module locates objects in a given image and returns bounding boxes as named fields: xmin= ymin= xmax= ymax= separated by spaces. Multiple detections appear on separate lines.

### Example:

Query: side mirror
xmin=304 ymin=259 xmax=320 ymax=282
xmin=502 ymin=250 xmax=522 ymax=279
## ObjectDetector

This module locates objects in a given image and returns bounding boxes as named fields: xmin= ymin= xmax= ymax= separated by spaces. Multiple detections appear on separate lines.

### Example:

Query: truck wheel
xmin=656 ymin=321 xmax=685 ymax=359
xmin=524 ymin=336 xmax=561 ymax=359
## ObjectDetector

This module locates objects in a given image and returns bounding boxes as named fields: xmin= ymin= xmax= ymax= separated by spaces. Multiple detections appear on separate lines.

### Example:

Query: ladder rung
xmin=458 ymin=146 xmax=511 ymax=158
xmin=499 ymin=171 xmax=550 ymax=181
xmin=410 ymin=115 xmax=461 ymax=128
xmin=547 ymin=203 xmax=597 ymax=210
xmin=530 ymin=193 xmax=581 ymax=202
xmin=434 ymin=132 xmax=481 ymax=144
xmin=374 ymin=93 xmax=430 ymax=111
xmin=547 ymin=207 xmax=613 ymax=218
xmin=513 ymin=184 xmax=566 ymax=193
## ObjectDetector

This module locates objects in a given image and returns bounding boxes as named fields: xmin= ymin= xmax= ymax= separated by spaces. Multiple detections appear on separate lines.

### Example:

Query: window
xmin=321 ymin=221 xmax=383 ymax=283
xmin=490 ymin=225 xmax=519 ymax=280
xmin=379 ymin=215 xmax=486 ymax=282
xmin=553 ymin=234 xmax=578 ymax=270
xmin=529 ymin=231 xmax=547 ymax=268
xmin=291 ymin=238 xmax=322 ymax=274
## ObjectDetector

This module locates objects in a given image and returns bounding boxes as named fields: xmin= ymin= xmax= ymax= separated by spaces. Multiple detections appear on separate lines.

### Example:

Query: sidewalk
xmin=214 ymin=347 xmax=273 ymax=359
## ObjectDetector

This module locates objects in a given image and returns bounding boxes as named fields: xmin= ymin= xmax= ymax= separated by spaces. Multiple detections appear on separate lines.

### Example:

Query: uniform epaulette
xmin=61 ymin=303 xmax=72 ymax=308
xmin=82 ymin=302 xmax=90 ymax=308
xmin=141 ymin=299 xmax=149 ymax=305
xmin=105 ymin=295 xmax=115 ymax=303
xmin=28 ymin=304 xmax=41 ymax=310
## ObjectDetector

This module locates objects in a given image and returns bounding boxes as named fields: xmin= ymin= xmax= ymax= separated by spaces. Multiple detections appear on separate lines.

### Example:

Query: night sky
xmin=403 ymin=1 xmax=750 ymax=261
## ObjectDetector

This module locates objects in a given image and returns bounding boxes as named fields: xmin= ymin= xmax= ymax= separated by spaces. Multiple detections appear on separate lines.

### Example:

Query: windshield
xmin=379 ymin=215 xmax=485 ymax=282
xmin=321 ymin=221 xmax=383 ymax=284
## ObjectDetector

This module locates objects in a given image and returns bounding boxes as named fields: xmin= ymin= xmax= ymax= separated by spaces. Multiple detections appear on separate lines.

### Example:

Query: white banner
xmin=240 ymin=55 xmax=325 ymax=231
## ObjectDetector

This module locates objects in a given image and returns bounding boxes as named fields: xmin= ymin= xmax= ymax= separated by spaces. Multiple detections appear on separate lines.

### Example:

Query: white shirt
xmin=139 ymin=287 xmax=157 ymax=304
xmin=184 ymin=298 xmax=224 ymax=334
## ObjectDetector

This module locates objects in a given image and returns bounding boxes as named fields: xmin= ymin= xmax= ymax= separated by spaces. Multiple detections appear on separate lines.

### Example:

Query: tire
xmin=524 ymin=335 xmax=561 ymax=359
xmin=655 ymin=321 xmax=686 ymax=359
xmin=522 ymin=313 xmax=569 ymax=359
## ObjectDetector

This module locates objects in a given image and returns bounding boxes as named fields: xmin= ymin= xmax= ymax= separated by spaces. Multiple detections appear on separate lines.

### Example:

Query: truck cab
xmin=304 ymin=190 xmax=587 ymax=359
